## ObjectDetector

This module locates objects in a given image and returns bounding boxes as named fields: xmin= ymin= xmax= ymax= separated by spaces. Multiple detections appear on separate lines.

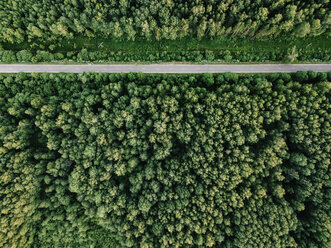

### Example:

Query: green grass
xmin=1 ymin=35 xmax=330 ymax=63
xmin=3 ymin=35 xmax=330 ymax=53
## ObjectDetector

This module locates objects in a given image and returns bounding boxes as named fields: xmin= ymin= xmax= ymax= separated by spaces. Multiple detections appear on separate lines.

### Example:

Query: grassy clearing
xmin=3 ymin=35 xmax=330 ymax=53
xmin=1 ymin=35 xmax=330 ymax=63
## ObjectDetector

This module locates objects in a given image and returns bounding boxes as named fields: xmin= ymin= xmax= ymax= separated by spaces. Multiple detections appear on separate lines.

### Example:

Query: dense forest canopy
xmin=0 ymin=72 xmax=330 ymax=247
xmin=1 ymin=0 xmax=330 ymax=44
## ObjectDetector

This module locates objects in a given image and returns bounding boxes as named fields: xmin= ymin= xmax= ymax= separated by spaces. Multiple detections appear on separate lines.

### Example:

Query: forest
xmin=1 ymin=0 xmax=330 ymax=43
xmin=0 ymin=72 xmax=330 ymax=247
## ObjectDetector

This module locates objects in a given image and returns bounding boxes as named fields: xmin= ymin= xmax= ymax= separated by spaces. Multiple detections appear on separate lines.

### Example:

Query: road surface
xmin=0 ymin=64 xmax=330 ymax=73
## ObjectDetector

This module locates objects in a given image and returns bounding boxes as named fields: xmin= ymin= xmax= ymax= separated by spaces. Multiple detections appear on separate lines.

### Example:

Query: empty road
xmin=0 ymin=64 xmax=330 ymax=73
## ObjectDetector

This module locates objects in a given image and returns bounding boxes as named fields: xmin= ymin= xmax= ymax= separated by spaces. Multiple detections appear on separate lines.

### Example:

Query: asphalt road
xmin=0 ymin=64 xmax=330 ymax=73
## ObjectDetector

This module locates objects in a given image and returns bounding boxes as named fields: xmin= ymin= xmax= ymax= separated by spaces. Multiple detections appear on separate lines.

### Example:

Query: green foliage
xmin=16 ymin=50 xmax=33 ymax=62
xmin=1 ymin=42 xmax=330 ymax=63
xmin=0 ymin=72 xmax=330 ymax=247
xmin=2 ymin=32 xmax=331 ymax=63
xmin=0 ymin=0 xmax=329 ymax=44
xmin=284 ymin=46 xmax=299 ymax=63
xmin=294 ymin=23 xmax=311 ymax=38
